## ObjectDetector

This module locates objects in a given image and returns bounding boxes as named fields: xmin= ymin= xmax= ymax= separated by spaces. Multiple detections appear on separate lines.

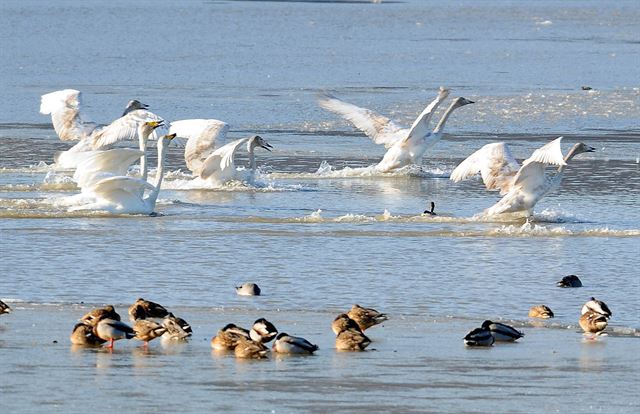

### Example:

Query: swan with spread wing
xmin=40 ymin=89 xmax=165 ymax=169
xmin=451 ymin=137 xmax=595 ymax=216
xmin=318 ymin=88 xmax=474 ymax=172
xmin=169 ymin=119 xmax=273 ymax=186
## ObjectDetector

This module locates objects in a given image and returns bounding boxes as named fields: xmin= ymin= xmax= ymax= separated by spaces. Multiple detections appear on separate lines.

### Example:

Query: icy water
xmin=1 ymin=0 xmax=639 ymax=413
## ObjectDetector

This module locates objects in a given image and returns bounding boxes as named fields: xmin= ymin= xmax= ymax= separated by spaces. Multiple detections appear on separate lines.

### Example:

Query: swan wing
xmin=451 ymin=142 xmax=520 ymax=193
xmin=318 ymin=93 xmax=405 ymax=148
xmin=199 ymin=137 xmax=249 ymax=180
xmin=40 ymin=89 xmax=96 ymax=141
xmin=512 ymin=161 xmax=547 ymax=193
xmin=170 ymin=119 xmax=229 ymax=174
xmin=74 ymin=149 xmax=144 ymax=189
xmin=522 ymin=137 xmax=567 ymax=167
xmin=402 ymin=87 xmax=450 ymax=144
xmin=91 ymin=176 xmax=153 ymax=201
xmin=90 ymin=110 xmax=165 ymax=150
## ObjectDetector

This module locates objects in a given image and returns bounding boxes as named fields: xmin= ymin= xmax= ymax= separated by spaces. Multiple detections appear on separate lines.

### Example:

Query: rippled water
xmin=1 ymin=0 xmax=639 ymax=413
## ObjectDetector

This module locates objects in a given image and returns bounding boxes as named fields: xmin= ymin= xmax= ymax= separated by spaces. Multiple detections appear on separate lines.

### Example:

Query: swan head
xmin=158 ymin=133 xmax=176 ymax=146
xmin=123 ymin=100 xmax=149 ymax=116
xmin=574 ymin=142 xmax=596 ymax=154
xmin=247 ymin=135 xmax=273 ymax=152
xmin=452 ymin=97 xmax=474 ymax=108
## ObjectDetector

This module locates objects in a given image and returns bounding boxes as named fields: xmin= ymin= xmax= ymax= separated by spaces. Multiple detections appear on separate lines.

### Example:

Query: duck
xmin=272 ymin=333 xmax=318 ymax=355
xmin=94 ymin=318 xmax=135 ymax=349
xmin=335 ymin=328 xmax=371 ymax=351
xmin=557 ymin=275 xmax=582 ymax=288
xmin=451 ymin=137 xmax=595 ymax=217
xmin=234 ymin=337 xmax=269 ymax=359
xmin=422 ymin=201 xmax=436 ymax=216
xmin=581 ymin=297 xmax=612 ymax=319
xmin=463 ymin=326 xmax=495 ymax=347
xmin=210 ymin=324 xmax=251 ymax=351
xmin=69 ymin=322 xmax=106 ymax=346
xmin=528 ymin=305 xmax=554 ymax=319
xmin=133 ymin=319 xmax=167 ymax=347
xmin=331 ymin=313 xmax=362 ymax=336
xmin=235 ymin=283 xmax=261 ymax=296
xmin=249 ymin=318 xmax=278 ymax=343
xmin=0 ymin=300 xmax=11 ymax=314
xmin=579 ymin=310 xmax=608 ymax=336
xmin=348 ymin=304 xmax=388 ymax=331
xmin=161 ymin=313 xmax=192 ymax=340
xmin=481 ymin=320 xmax=525 ymax=342
xmin=128 ymin=298 xmax=170 ymax=321
xmin=80 ymin=305 xmax=121 ymax=326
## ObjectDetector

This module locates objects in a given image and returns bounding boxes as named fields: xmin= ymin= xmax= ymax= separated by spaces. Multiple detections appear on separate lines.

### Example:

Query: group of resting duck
xmin=0 ymin=279 xmax=611 ymax=354
xmin=61 ymin=299 xmax=387 ymax=357
xmin=39 ymin=86 xmax=595 ymax=217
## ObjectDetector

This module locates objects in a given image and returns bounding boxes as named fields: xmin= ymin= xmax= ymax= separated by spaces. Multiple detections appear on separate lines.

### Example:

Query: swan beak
xmin=585 ymin=145 xmax=595 ymax=152
xmin=261 ymin=142 xmax=273 ymax=152
xmin=147 ymin=121 xmax=163 ymax=128
xmin=166 ymin=133 xmax=177 ymax=140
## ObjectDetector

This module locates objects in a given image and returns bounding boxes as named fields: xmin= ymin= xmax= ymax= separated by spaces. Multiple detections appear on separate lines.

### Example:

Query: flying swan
xmin=168 ymin=119 xmax=273 ymax=187
xmin=318 ymin=88 xmax=474 ymax=172
xmin=450 ymin=137 xmax=595 ymax=216
xmin=40 ymin=89 xmax=164 ymax=169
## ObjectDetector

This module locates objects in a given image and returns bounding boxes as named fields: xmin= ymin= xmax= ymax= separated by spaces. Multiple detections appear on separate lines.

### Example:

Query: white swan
xmin=451 ymin=137 xmax=595 ymax=216
xmin=39 ymin=89 xmax=164 ymax=168
xmin=69 ymin=133 xmax=176 ymax=214
xmin=169 ymin=119 xmax=273 ymax=186
xmin=318 ymin=88 xmax=474 ymax=172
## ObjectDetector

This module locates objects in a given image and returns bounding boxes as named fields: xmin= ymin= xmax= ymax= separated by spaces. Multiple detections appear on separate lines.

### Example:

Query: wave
xmin=269 ymin=161 xmax=449 ymax=179
xmin=160 ymin=168 xmax=307 ymax=192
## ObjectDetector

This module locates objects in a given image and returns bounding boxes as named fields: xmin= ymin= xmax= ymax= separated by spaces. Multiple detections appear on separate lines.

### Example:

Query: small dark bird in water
xmin=556 ymin=275 xmax=582 ymax=288
xmin=581 ymin=86 xmax=593 ymax=91
xmin=423 ymin=201 xmax=436 ymax=216
xmin=0 ymin=300 xmax=11 ymax=315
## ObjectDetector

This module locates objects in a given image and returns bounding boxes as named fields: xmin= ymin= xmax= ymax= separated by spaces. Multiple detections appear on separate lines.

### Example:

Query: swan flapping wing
xmin=318 ymin=93 xmax=405 ymax=148
xmin=450 ymin=142 xmax=520 ymax=194
xmin=40 ymin=89 xmax=96 ymax=141
xmin=403 ymin=87 xmax=450 ymax=144
xmin=522 ymin=137 xmax=566 ymax=167
xmin=74 ymin=148 xmax=144 ymax=189
xmin=170 ymin=119 xmax=229 ymax=174
xmin=199 ymin=137 xmax=249 ymax=180
xmin=90 ymin=110 xmax=165 ymax=150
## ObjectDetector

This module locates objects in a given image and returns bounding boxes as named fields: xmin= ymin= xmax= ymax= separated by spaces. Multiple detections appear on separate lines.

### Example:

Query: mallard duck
xmin=80 ymin=305 xmax=121 ymax=326
xmin=528 ymin=305 xmax=554 ymax=319
xmin=579 ymin=310 xmax=608 ymax=336
xmin=70 ymin=322 xmax=106 ymax=346
xmin=0 ymin=300 xmax=11 ymax=314
xmin=128 ymin=298 xmax=169 ymax=321
xmin=348 ymin=304 xmax=388 ymax=331
xmin=581 ymin=297 xmax=612 ymax=319
xmin=331 ymin=313 xmax=362 ymax=336
xmin=134 ymin=319 xmax=167 ymax=346
xmin=272 ymin=333 xmax=318 ymax=355
xmin=210 ymin=323 xmax=250 ymax=350
xmin=162 ymin=313 xmax=192 ymax=340
xmin=336 ymin=328 xmax=371 ymax=351
xmin=556 ymin=275 xmax=582 ymax=288
xmin=249 ymin=318 xmax=278 ymax=343
xmin=463 ymin=327 xmax=495 ymax=347
xmin=235 ymin=283 xmax=261 ymax=296
xmin=481 ymin=320 xmax=524 ymax=342
xmin=234 ymin=337 xmax=269 ymax=359
xmin=94 ymin=318 xmax=135 ymax=349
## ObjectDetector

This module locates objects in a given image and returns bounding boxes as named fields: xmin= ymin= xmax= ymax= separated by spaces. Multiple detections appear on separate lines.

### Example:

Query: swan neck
xmin=432 ymin=102 xmax=457 ymax=134
xmin=146 ymin=141 xmax=167 ymax=208
xmin=138 ymin=124 xmax=150 ymax=182
xmin=249 ymin=146 xmax=256 ymax=171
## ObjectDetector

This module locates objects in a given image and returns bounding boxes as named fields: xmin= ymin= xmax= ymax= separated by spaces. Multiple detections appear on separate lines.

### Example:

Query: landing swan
xmin=69 ymin=133 xmax=176 ymax=214
xmin=318 ymin=88 xmax=474 ymax=171
xmin=169 ymin=119 xmax=273 ymax=186
xmin=451 ymin=137 xmax=595 ymax=216
xmin=40 ymin=89 xmax=164 ymax=168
